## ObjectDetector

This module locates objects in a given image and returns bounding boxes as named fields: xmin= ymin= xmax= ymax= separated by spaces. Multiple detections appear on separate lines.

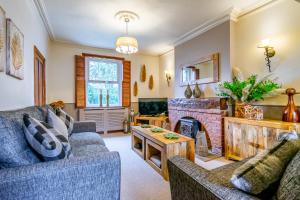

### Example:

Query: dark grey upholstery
xmin=277 ymin=151 xmax=300 ymax=200
xmin=70 ymin=132 xmax=106 ymax=147
xmin=0 ymin=106 xmax=121 ymax=200
xmin=0 ymin=152 xmax=120 ymax=200
xmin=168 ymin=156 xmax=259 ymax=200
xmin=168 ymin=151 xmax=300 ymax=200
xmin=0 ymin=117 xmax=40 ymax=168
xmin=72 ymin=121 xmax=97 ymax=133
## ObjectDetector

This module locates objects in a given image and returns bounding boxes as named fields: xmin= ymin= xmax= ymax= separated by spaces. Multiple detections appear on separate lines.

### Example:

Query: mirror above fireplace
xmin=180 ymin=53 xmax=219 ymax=86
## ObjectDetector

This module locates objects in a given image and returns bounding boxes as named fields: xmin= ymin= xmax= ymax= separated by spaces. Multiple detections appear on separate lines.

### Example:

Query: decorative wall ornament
xmin=0 ymin=6 xmax=6 ymax=72
xmin=165 ymin=71 xmax=171 ymax=86
xmin=193 ymin=83 xmax=201 ymax=98
xmin=140 ymin=64 xmax=146 ymax=82
xmin=6 ymin=19 xmax=24 ymax=79
xmin=184 ymin=84 xmax=192 ymax=99
xmin=148 ymin=75 xmax=154 ymax=90
xmin=133 ymin=81 xmax=138 ymax=96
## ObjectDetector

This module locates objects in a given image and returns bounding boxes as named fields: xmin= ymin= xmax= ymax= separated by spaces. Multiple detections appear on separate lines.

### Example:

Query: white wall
xmin=0 ymin=0 xmax=49 ymax=110
xmin=159 ymin=50 xmax=175 ymax=98
xmin=235 ymin=0 xmax=300 ymax=105
xmin=47 ymin=42 xmax=160 ymax=103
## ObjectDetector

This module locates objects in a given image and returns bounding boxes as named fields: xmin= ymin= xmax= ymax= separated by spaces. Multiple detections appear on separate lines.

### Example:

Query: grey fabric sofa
xmin=168 ymin=154 xmax=299 ymax=200
xmin=0 ymin=106 xmax=121 ymax=200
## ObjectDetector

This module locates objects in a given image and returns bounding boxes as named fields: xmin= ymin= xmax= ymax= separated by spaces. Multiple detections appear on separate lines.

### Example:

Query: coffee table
xmin=131 ymin=125 xmax=195 ymax=181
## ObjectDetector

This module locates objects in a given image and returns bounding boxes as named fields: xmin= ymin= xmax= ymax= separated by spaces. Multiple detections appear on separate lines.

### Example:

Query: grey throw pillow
xmin=47 ymin=109 xmax=68 ymax=139
xmin=277 ymin=151 xmax=300 ymax=200
xmin=0 ymin=116 xmax=40 ymax=168
xmin=230 ymin=138 xmax=300 ymax=195
xmin=23 ymin=114 xmax=72 ymax=161
xmin=55 ymin=108 xmax=74 ymax=135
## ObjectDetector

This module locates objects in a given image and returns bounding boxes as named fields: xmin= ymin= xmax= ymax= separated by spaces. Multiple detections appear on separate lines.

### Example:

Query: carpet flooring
xmin=102 ymin=132 xmax=232 ymax=200
xmin=103 ymin=133 xmax=171 ymax=200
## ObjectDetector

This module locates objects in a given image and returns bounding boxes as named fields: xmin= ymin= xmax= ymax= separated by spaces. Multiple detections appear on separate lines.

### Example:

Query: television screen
xmin=138 ymin=98 xmax=168 ymax=116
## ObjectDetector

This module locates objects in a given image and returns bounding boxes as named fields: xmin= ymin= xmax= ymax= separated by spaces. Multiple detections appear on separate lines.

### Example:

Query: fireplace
xmin=180 ymin=118 xmax=199 ymax=139
xmin=168 ymin=98 xmax=228 ymax=156
xmin=179 ymin=118 xmax=210 ymax=157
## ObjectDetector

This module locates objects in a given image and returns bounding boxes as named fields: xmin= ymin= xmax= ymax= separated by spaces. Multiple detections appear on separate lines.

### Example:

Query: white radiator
xmin=79 ymin=108 xmax=128 ymax=134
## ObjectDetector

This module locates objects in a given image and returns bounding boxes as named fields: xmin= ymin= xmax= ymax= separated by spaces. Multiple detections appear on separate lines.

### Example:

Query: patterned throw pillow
xmin=230 ymin=138 xmax=300 ymax=195
xmin=23 ymin=114 xmax=72 ymax=161
xmin=55 ymin=108 xmax=74 ymax=135
xmin=277 ymin=151 xmax=300 ymax=200
xmin=47 ymin=109 xmax=68 ymax=139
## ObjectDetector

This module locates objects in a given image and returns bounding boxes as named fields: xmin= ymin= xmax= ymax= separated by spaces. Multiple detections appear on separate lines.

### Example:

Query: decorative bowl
xmin=163 ymin=133 xmax=179 ymax=139
xmin=141 ymin=124 xmax=151 ymax=128
xmin=150 ymin=127 xmax=163 ymax=132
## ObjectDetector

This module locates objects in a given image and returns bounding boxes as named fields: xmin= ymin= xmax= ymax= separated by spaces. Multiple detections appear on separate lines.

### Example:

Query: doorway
xmin=34 ymin=46 xmax=46 ymax=106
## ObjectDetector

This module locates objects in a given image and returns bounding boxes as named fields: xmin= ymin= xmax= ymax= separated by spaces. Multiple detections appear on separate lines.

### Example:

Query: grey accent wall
xmin=174 ymin=21 xmax=231 ymax=98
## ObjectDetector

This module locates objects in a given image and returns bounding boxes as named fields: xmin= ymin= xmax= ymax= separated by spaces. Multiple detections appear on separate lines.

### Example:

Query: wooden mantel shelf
xmin=225 ymin=117 xmax=300 ymax=130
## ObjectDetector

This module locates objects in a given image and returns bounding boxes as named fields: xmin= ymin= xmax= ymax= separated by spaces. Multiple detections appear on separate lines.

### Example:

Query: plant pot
xmin=235 ymin=102 xmax=246 ymax=118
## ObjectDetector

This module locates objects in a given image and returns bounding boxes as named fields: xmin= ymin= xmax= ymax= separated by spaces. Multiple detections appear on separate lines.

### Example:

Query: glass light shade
xmin=116 ymin=36 xmax=138 ymax=54
xmin=258 ymin=38 xmax=271 ymax=48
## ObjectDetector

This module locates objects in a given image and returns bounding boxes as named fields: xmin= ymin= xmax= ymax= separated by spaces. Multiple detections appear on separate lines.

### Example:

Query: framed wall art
xmin=6 ymin=18 xmax=24 ymax=79
xmin=0 ymin=6 xmax=6 ymax=72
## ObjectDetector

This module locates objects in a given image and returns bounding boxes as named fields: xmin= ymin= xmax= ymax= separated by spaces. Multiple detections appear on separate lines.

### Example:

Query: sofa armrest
xmin=0 ymin=152 xmax=121 ymax=200
xmin=168 ymin=156 xmax=258 ymax=200
xmin=72 ymin=121 xmax=96 ymax=133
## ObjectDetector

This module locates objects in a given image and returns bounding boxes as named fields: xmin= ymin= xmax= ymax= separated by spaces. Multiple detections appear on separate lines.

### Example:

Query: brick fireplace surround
xmin=168 ymin=98 xmax=228 ymax=156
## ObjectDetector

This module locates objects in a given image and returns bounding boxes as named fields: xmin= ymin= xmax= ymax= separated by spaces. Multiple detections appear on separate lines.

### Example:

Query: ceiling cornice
xmin=32 ymin=0 xmax=55 ymax=40
xmin=173 ymin=7 xmax=236 ymax=47
xmin=237 ymin=0 xmax=276 ymax=18
xmin=173 ymin=0 xmax=276 ymax=47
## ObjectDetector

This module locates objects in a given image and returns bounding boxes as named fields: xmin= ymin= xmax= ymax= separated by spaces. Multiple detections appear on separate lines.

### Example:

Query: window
xmin=86 ymin=57 xmax=123 ymax=107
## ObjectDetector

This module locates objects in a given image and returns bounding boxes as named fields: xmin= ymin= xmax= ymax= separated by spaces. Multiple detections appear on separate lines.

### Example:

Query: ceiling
xmin=41 ymin=0 xmax=271 ymax=55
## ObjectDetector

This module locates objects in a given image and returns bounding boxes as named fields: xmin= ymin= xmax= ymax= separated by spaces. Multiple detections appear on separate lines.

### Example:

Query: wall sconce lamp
xmin=165 ymin=71 xmax=171 ymax=86
xmin=258 ymin=38 xmax=276 ymax=72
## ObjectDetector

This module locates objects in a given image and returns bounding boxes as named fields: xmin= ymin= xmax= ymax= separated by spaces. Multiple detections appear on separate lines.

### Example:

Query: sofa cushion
xmin=47 ymin=109 xmax=68 ymax=139
xmin=55 ymin=108 xmax=74 ymax=135
xmin=0 ymin=116 xmax=40 ymax=168
xmin=72 ymin=144 xmax=109 ymax=157
xmin=0 ymin=106 xmax=47 ymax=125
xmin=231 ymin=138 xmax=300 ymax=195
xmin=277 ymin=151 xmax=300 ymax=200
xmin=23 ymin=114 xmax=72 ymax=161
xmin=70 ymin=132 xmax=106 ymax=147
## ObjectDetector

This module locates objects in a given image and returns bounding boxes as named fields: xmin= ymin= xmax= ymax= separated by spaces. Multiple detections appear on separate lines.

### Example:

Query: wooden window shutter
xmin=75 ymin=55 xmax=86 ymax=108
xmin=122 ymin=60 xmax=131 ymax=107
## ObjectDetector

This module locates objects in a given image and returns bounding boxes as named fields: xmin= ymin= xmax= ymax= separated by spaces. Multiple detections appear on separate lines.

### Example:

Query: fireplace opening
xmin=175 ymin=117 xmax=218 ymax=161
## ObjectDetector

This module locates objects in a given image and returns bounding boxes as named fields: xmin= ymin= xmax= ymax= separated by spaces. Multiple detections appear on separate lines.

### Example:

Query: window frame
xmin=85 ymin=56 xmax=123 ymax=107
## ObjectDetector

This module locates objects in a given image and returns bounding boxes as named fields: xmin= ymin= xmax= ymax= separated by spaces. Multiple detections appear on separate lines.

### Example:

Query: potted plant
xmin=217 ymin=69 xmax=283 ymax=118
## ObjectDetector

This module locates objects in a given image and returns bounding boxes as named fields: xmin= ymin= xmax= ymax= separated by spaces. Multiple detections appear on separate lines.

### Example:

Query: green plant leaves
xmin=217 ymin=74 xmax=280 ymax=103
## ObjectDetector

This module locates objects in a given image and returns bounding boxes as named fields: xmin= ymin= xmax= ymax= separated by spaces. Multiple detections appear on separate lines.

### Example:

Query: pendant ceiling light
xmin=115 ymin=11 xmax=139 ymax=54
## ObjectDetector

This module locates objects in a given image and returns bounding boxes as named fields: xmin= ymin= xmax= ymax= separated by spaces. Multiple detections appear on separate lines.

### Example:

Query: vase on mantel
xmin=184 ymin=84 xmax=192 ymax=99
xmin=193 ymin=83 xmax=201 ymax=98
xmin=282 ymin=88 xmax=300 ymax=122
